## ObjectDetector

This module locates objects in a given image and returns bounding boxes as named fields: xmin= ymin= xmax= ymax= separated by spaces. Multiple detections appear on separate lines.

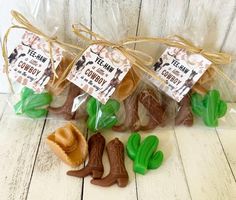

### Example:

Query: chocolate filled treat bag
xmin=1 ymin=2 xmax=86 ymax=119
xmin=61 ymin=2 xmax=234 ymax=130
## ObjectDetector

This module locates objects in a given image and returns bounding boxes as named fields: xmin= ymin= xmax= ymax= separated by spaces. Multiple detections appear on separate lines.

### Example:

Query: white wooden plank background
xmin=0 ymin=106 xmax=46 ymax=200
xmin=1 ymin=1 xmax=236 ymax=200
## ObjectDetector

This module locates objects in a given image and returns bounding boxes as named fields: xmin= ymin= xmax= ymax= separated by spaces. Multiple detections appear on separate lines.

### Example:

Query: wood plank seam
xmin=80 ymin=128 xmax=89 ymax=200
xmin=0 ymin=101 xmax=7 ymax=121
xmin=183 ymin=0 xmax=191 ymax=24
xmin=80 ymin=173 xmax=85 ymax=200
xmin=173 ymin=128 xmax=193 ymax=200
xmin=79 ymin=0 xmax=92 ymax=196
xmin=130 ymin=1 xmax=143 ymax=198
xmin=133 ymin=0 xmax=143 ymax=50
xmin=90 ymin=0 xmax=92 ymax=31
xmin=0 ymin=94 xmax=9 ymax=121
xmin=220 ymin=1 xmax=236 ymax=50
xmin=24 ymin=116 xmax=48 ymax=200
xmin=64 ymin=0 xmax=70 ymax=42
xmin=134 ymin=173 xmax=139 ymax=200
xmin=215 ymin=128 xmax=236 ymax=182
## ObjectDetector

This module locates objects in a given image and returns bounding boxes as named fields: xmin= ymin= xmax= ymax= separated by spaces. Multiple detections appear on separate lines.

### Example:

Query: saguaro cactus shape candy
xmin=14 ymin=87 xmax=53 ymax=118
xmin=191 ymin=90 xmax=227 ymax=127
xmin=86 ymin=97 xmax=120 ymax=131
xmin=126 ymin=132 xmax=164 ymax=175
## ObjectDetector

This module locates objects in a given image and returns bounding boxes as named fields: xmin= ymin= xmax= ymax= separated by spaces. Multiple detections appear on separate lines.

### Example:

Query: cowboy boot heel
xmin=117 ymin=177 xmax=129 ymax=187
xmin=92 ymin=169 xmax=103 ymax=179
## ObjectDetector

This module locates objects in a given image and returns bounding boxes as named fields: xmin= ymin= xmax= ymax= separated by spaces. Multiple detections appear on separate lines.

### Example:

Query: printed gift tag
xmin=67 ymin=44 xmax=132 ymax=104
xmin=8 ymin=31 xmax=63 ymax=92
xmin=151 ymin=47 xmax=212 ymax=102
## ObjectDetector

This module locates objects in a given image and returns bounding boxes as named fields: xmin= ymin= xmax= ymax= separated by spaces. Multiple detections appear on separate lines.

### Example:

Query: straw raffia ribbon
xmin=69 ymin=23 xmax=236 ymax=94
xmin=2 ymin=10 xmax=236 ymax=95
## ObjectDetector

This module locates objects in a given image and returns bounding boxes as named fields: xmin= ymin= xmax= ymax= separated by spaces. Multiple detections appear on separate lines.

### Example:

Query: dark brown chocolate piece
xmin=67 ymin=133 xmax=105 ymax=178
xmin=138 ymin=89 xmax=166 ymax=131
xmin=91 ymin=138 xmax=128 ymax=187
xmin=48 ymin=83 xmax=83 ymax=120
xmin=175 ymin=95 xmax=193 ymax=126
xmin=112 ymin=94 xmax=140 ymax=132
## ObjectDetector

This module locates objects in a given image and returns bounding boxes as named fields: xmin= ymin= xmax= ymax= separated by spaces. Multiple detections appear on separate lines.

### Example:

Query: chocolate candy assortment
xmin=49 ymin=129 xmax=129 ymax=187
xmin=47 ymin=125 xmax=162 ymax=187
xmin=13 ymin=64 xmax=228 ymax=189
xmin=15 ymin=73 xmax=228 ymax=189
xmin=43 ymin=88 xmax=228 ymax=188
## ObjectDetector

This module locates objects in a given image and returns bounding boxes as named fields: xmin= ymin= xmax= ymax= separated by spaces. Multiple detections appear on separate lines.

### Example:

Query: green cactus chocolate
xmin=191 ymin=90 xmax=227 ymax=127
xmin=14 ymin=87 xmax=52 ymax=118
xmin=126 ymin=132 xmax=164 ymax=175
xmin=86 ymin=97 xmax=120 ymax=131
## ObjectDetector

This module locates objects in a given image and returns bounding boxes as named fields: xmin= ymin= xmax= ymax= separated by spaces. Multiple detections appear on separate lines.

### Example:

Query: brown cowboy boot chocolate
xmin=175 ymin=95 xmax=193 ymax=126
xmin=48 ymin=83 xmax=83 ymax=120
xmin=112 ymin=94 xmax=140 ymax=132
xmin=67 ymin=133 xmax=105 ymax=179
xmin=138 ymin=89 xmax=166 ymax=130
xmin=91 ymin=138 xmax=129 ymax=187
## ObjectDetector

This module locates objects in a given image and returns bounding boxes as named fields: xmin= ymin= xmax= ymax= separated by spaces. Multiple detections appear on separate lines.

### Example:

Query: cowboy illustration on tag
xmin=8 ymin=48 xmax=26 ymax=64
xmin=75 ymin=55 xmax=94 ymax=72
xmin=100 ymin=68 xmax=123 ymax=97
xmin=175 ymin=70 xmax=198 ymax=95
xmin=153 ymin=57 xmax=170 ymax=71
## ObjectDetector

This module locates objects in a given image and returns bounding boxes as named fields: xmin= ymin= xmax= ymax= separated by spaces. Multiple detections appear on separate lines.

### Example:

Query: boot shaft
xmin=106 ymin=138 xmax=127 ymax=174
xmin=87 ymin=133 xmax=105 ymax=166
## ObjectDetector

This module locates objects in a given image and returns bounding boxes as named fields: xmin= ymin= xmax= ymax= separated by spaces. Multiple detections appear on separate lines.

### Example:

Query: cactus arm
xmin=203 ymin=90 xmax=223 ymax=127
xmin=24 ymin=108 xmax=48 ymax=118
xmin=21 ymin=87 xmax=34 ymax=100
xmin=87 ymin=115 xmax=97 ymax=132
xmin=101 ymin=99 xmax=120 ymax=113
xmin=126 ymin=132 xmax=141 ymax=161
xmin=86 ymin=97 xmax=101 ymax=131
xmin=134 ymin=135 xmax=158 ymax=175
xmin=13 ymin=87 xmax=52 ymax=118
xmin=14 ymin=87 xmax=34 ymax=114
xmin=14 ymin=101 xmax=24 ymax=114
xmin=202 ymin=91 xmax=218 ymax=126
xmin=217 ymin=100 xmax=227 ymax=118
xmin=191 ymin=93 xmax=204 ymax=116
xmin=148 ymin=151 xmax=164 ymax=169
xmin=86 ymin=97 xmax=100 ymax=116
xmin=97 ymin=114 xmax=118 ymax=130
xmin=23 ymin=93 xmax=52 ymax=111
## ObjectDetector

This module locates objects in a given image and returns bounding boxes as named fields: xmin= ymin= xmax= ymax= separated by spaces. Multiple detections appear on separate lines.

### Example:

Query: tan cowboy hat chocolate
xmin=46 ymin=122 xmax=88 ymax=167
